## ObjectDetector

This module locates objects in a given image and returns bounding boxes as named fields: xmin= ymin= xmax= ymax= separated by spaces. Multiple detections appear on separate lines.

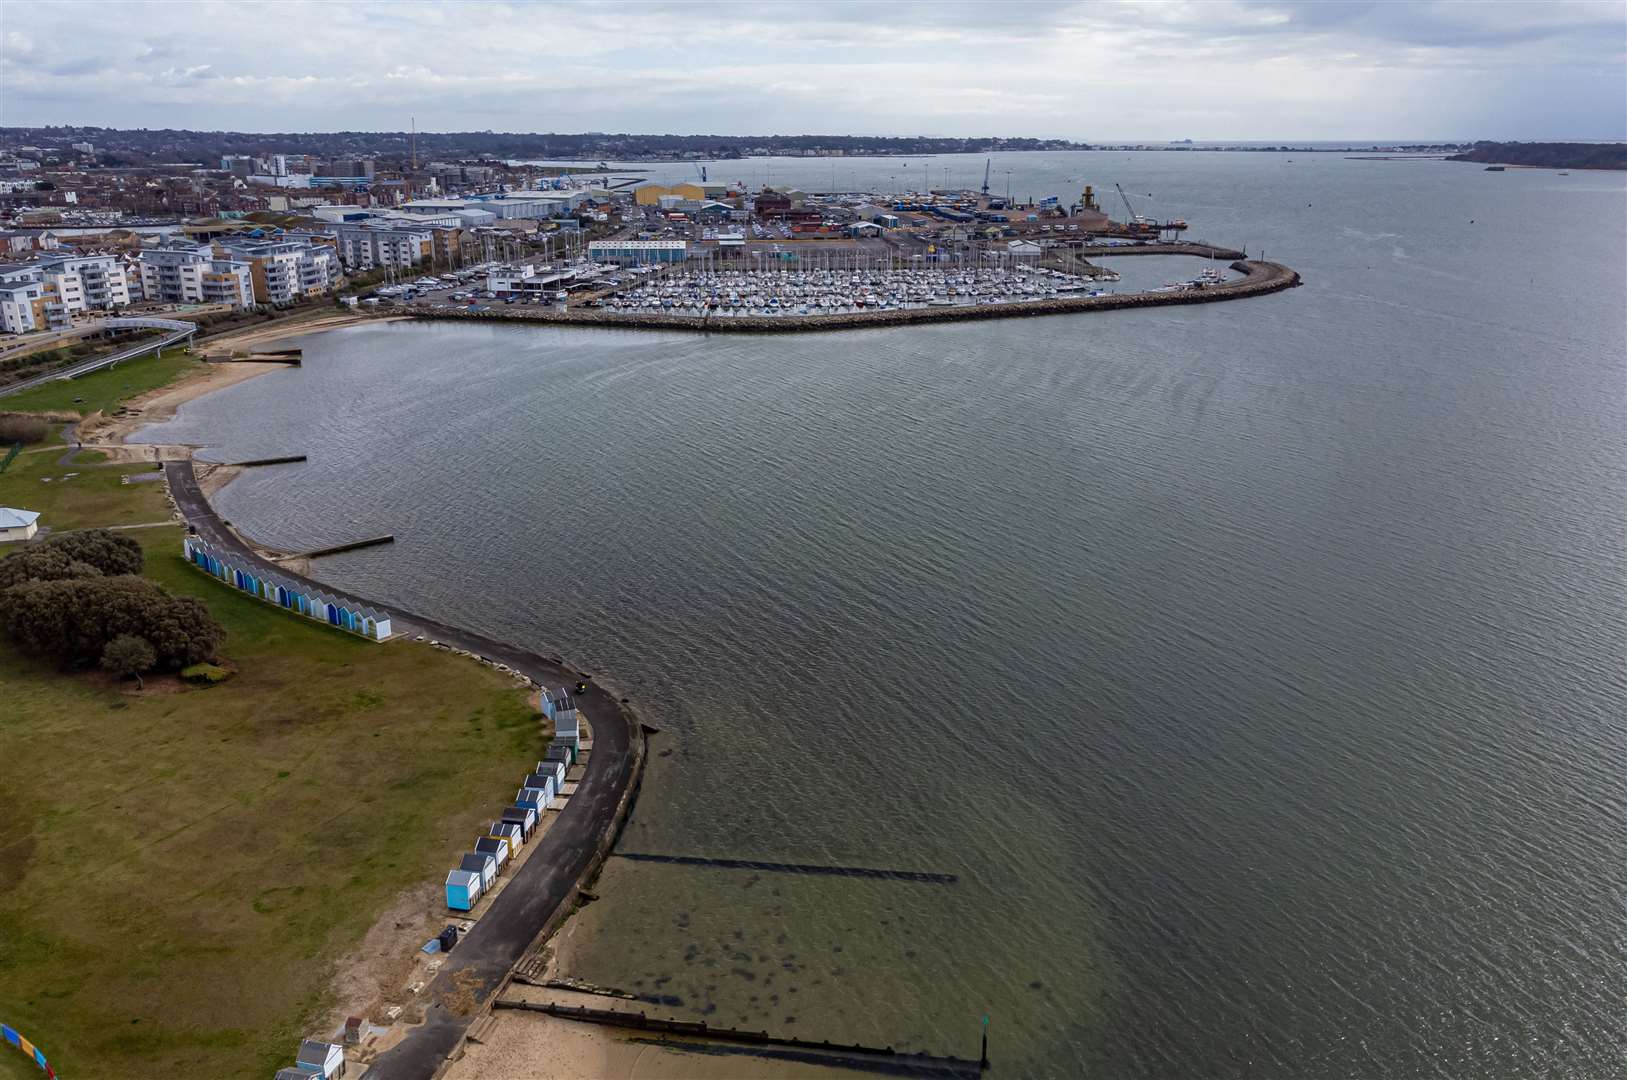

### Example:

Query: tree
xmin=44 ymin=529 xmax=143 ymax=576
xmin=2 ymin=576 xmax=223 ymax=670
xmin=101 ymin=634 xmax=157 ymax=689
xmin=0 ymin=547 xmax=103 ymax=592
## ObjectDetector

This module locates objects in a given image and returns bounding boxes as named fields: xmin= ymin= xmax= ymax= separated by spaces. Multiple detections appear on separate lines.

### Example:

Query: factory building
xmin=587 ymin=239 xmax=688 ymax=264
xmin=634 ymin=182 xmax=706 ymax=206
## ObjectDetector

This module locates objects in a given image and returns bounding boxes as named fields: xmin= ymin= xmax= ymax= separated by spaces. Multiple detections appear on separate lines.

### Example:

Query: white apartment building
xmin=34 ymin=254 xmax=132 ymax=314
xmin=139 ymin=245 xmax=255 ymax=308
xmin=0 ymin=273 xmax=52 ymax=333
xmin=332 ymin=223 xmax=434 ymax=271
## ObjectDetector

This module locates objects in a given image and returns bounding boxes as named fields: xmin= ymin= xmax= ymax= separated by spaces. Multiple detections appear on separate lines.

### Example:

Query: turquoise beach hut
xmin=445 ymin=868 xmax=482 ymax=911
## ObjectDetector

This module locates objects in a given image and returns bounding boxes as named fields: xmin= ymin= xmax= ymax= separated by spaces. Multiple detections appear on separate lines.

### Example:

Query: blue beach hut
xmin=445 ymin=868 xmax=482 ymax=911
xmin=516 ymin=786 xmax=551 ymax=813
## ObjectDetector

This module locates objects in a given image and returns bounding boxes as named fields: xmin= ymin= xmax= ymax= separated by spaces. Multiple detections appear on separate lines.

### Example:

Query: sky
xmin=2 ymin=0 xmax=1624 ymax=140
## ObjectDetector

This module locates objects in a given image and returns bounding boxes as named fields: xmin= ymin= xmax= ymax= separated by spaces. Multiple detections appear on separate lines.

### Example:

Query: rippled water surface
xmin=138 ymin=153 xmax=1627 ymax=1078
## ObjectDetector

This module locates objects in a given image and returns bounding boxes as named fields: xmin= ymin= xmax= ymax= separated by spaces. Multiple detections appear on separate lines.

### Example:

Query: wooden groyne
xmin=299 ymin=534 xmax=395 ymax=559
xmin=610 ymin=851 xmax=957 ymax=883
xmin=228 ymin=454 xmax=307 ymax=468
xmin=492 ymin=999 xmax=985 ymax=1077
xmin=244 ymin=348 xmax=302 ymax=365
xmin=411 ymin=259 xmax=1299 ymax=336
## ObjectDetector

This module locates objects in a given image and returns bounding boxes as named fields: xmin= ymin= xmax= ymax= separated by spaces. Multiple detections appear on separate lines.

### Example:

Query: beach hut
xmin=521 ymin=775 xmax=556 ymax=804
xmin=552 ymin=692 xmax=580 ymax=738
xmin=491 ymin=820 xmax=525 ymax=850
xmin=460 ymin=852 xmax=498 ymax=891
xmin=445 ymin=868 xmax=482 ymax=911
xmin=516 ymin=786 xmax=551 ymax=813
xmin=475 ymin=834 xmax=510 ymax=871
xmin=276 ymin=1069 xmax=311 ymax=1080
xmin=545 ymin=742 xmax=575 ymax=769
xmin=502 ymin=805 xmax=537 ymax=839
xmin=526 ymin=768 xmax=560 ymax=795
xmin=538 ymin=757 xmax=568 ymax=786
xmin=295 ymin=1038 xmax=346 ymax=1078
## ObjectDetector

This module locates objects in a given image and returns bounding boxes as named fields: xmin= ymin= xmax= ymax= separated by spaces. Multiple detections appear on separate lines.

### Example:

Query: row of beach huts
xmin=445 ymin=687 xmax=586 ymax=911
xmin=2 ymin=1021 xmax=54 ymax=1078
xmin=182 ymin=536 xmax=394 ymax=640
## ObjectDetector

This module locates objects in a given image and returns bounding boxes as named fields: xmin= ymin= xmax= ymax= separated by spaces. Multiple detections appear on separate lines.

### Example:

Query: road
xmin=0 ymin=317 xmax=197 ymax=399
xmin=163 ymin=460 xmax=642 ymax=1080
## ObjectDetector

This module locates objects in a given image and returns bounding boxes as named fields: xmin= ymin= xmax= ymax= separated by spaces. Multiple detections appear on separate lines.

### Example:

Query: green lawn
xmin=0 ymin=1048 xmax=45 ymax=1080
xmin=0 ymin=445 xmax=171 ymax=531
xmin=0 ymin=348 xmax=199 ymax=416
xmin=0 ymin=357 xmax=548 ymax=1078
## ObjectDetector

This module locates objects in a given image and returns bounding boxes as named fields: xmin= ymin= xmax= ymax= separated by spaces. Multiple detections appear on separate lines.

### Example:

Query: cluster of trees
xmin=0 ymin=530 xmax=224 ymax=686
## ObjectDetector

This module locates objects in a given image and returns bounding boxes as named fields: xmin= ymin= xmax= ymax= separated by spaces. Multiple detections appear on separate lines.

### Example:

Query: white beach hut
xmin=460 ymin=852 xmax=498 ymax=891
xmin=475 ymin=835 xmax=510 ymax=871
xmin=295 ymin=1038 xmax=346 ymax=1078
xmin=501 ymin=805 xmax=537 ymax=839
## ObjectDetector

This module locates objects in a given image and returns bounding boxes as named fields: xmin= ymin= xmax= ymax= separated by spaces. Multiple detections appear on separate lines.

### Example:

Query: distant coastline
xmin=1446 ymin=141 xmax=1627 ymax=171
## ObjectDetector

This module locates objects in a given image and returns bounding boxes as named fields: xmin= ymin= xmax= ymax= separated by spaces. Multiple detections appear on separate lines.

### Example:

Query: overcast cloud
xmin=2 ymin=0 xmax=1623 ymax=139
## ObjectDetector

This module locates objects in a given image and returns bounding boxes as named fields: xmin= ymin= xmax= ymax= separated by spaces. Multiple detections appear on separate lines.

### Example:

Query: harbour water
xmin=136 ymin=152 xmax=1627 ymax=1078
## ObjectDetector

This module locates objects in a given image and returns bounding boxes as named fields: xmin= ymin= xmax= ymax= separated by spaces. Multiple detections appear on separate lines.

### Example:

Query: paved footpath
xmin=164 ymin=460 xmax=642 ymax=1080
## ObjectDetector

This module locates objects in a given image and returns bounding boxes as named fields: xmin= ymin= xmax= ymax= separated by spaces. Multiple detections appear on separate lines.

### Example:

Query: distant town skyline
xmin=2 ymin=1 xmax=1624 ymax=141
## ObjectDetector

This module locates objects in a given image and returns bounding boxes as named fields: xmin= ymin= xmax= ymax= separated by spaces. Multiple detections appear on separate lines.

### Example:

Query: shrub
xmin=41 ymin=529 xmax=144 ymax=577
xmin=0 ymin=413 xmax=50 ymax=444
xmin=101 ymin=634 xmax=157 ymax=689
xmin=0 ymin=547 xmax=104 ymax=591
xmin=2 ymin=575 xmax=224 ymax=670
xmin=180 ymin=662 xmax=232 ymax=685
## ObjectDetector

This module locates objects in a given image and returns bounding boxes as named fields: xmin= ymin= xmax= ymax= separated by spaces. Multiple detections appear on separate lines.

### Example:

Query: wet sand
xmin=443 ymin=1009 xmax=878 ymax=1080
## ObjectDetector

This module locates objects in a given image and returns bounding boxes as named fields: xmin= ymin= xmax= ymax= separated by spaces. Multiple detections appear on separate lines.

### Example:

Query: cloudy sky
xmin=2 ymin=0 xmax=1623 ymax=139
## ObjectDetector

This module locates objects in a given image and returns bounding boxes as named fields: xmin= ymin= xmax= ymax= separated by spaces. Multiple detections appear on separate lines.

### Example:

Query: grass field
xmin=0 ymin=348 xmax=199 ymax=416
xmin=0 ymin=444 xmax=171 ymax=531
xmin=0 ymin=364 xmax=546 ymax=1078
xmin=0 ymin=1048 xmax=45 ymax=1080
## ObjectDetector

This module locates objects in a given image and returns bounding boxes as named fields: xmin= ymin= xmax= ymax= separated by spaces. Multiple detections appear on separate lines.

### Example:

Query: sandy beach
xmin=443 ymin=1008 xmax=877 ymax=1080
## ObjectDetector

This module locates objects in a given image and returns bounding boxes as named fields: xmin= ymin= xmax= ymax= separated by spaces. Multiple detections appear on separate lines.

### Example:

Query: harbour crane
xmin=981 ymin=157 xmax=991 ymax=196
xmin=694 ymin=163 xmax=708 ymax=183
xmin=1113 ymin=182 xmax=1146 ymax=224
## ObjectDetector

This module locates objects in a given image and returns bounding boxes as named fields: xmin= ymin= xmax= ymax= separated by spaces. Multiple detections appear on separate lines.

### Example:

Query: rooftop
xmin=1 ymin=507 xmax=42 ymax=528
